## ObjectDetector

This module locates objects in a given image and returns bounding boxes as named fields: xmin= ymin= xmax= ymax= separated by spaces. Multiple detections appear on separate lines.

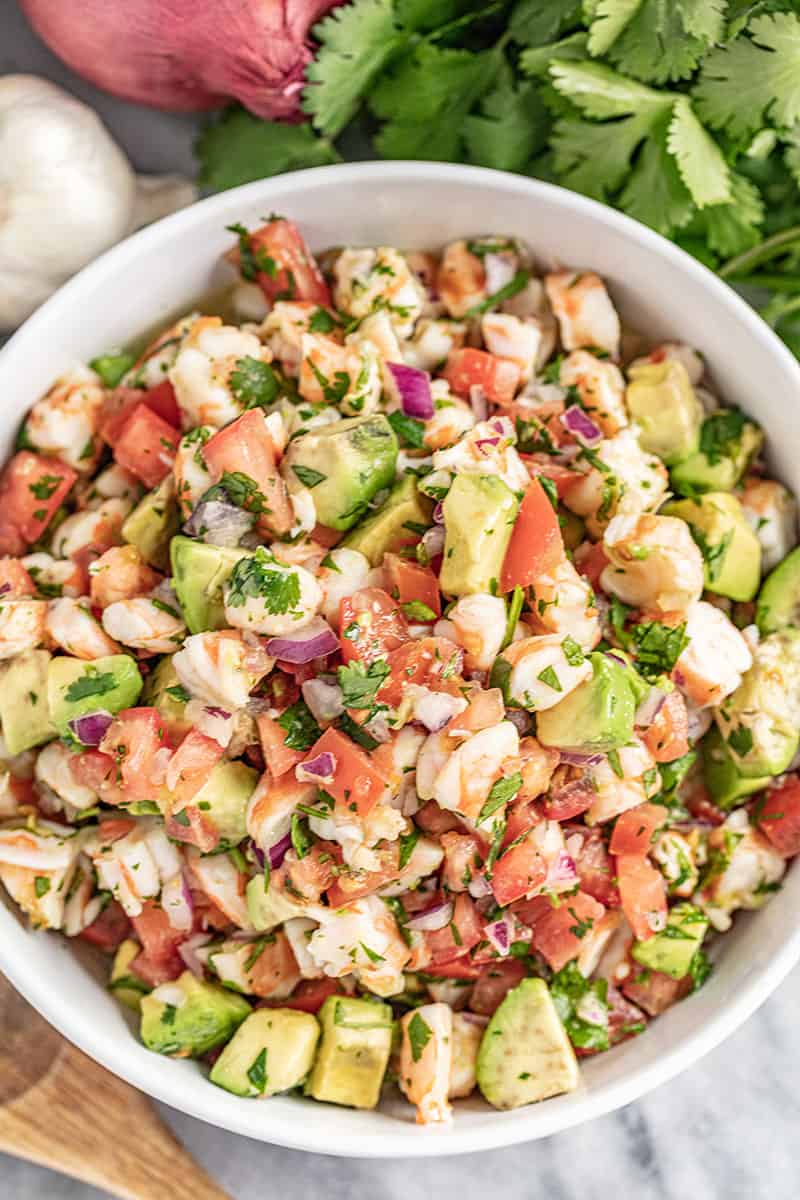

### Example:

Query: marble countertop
xmin=2 ymin=3 xmax=799 ymax=1195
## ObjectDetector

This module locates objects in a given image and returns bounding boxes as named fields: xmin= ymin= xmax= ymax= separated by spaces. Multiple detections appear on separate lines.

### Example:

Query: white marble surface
xmin=2 ymin=2 xmax=799 ymax=1194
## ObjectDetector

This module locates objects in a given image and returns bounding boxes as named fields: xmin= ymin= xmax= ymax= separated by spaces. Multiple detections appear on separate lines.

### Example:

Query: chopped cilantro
xmin=64 ymin=670 xmax=116 ymax=703
xmin=229 ymin=356 xmax=282 ymax=409
xmin=407 ymin=1011 xmax=432 ymax=1063
xmin=247 ymin=1047 xmax=268 ymax=1093
xmin=292 ymin=465 xmax=327 ymax=489
xmin=387 ymin=409 xmax=426 ymax=449
xmin=226 ymin=548 xmax=301 ymax=614
xmin=477 ymin=771 xmax=522 ymax=826
xmin=337 ymin=659 xmax=390 ymax=709
xmin=277 ymin=700 xmax=322 ymax=751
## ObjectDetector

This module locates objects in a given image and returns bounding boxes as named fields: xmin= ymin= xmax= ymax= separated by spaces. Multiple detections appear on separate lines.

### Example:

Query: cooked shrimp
xmin=24 ymin=365 xmax=106 ymax=472
xmin=261 ymin=300 xmax=331 ymax=375
xmin=283 ymin=916 xmax=325 ymax=979
xmin=674 ymin=601 xmax=753 ymax=708
xmin=0 ymin=599 xmax=46 ymax=658
xmin=35 ymin=741 xmax=97 ymax=812
xmin=187 ymin=846 xmax=251 ymax=928
xmin=399 ymin=1002 xmax=453 ymax=1125
xmin=298 ymin=333 xmax=381 ymax=417
xmin=563 ymin=428 xmax=668 ymax=536
xmin=652 ymin=829 xmax=699 ymax=898
xmin=545 ymin=270 xmax=621 ymax=358
xmin=317 ymin=547 xmax=371 ymax=621
xmin=559 ymin=350 xmax=627 ymax=435
xmin=85 ymin=819 xmax=183 ymax=919
xmin=348 ymin=309 xmax=404 ymax=371
xmin=173 ymin=630 xmax=273 ymax=711
xmin=308 ymin=894 xmax=411 ymax=997
xmin=423 ymin=390 xmax=475 ymax=451
xmin=209 ymin=931 xmax=300 ymax=999
xmin=173 ymin=426 xmax=213 ymax=517
xmin=334 ymin=247 xmax=425 ymax=335
xmin=23 ymin=552 xmax=84 ymax=599
xmin=102 ymin=597 xmax=186 ymax=653
xmin=529 ymin=556 xmax=601 ymax=650
xmin=78 ymin=463 xmax=142 ymax=510
xmin=739 ymin=476 xmax=798 ymax=572
xmin=445 ymin=593 xmax=507 ymax=671
xmin=223 ymin=552 xmax=322 ymax=637
xmin=247 ymin=775 xmax=317 ymax=853
xmin=89 ymin=545 xmax=163 ymax=609
xmin=45 ymin=597 xmax=120 ymax=659
xmin=170 ymin=316 xmax=273 ymax=429
xmin=576 ymin=910 xmax=622 ymax=976
xmin=517 ymin=736 xmax=560 ymax=801
xmin=500 ymin=634 xmax=593 ymax=711
xmin=129 ymin=313 xmax=196 ymax=389
xmin=696 ymin=811 xmax=785 ymax=932
xmin=432 ymin=417 xmax=530 ymax=493
xmin=51 ymin=499 xmax=130 ymax=560
xmin=0 ymin=822 xmax=84 ymax=929
xmin=482 ymin=313 xmax=542 ymax=383
xmin=432 ymin=720 xmax=519 ymax=829
xmin=601 ymin=512 xmax=704 ymax=614
xmin=436 ymin=240 xmax=487 ymax=318
xmin=585 ymin=740 xmax=657 ymax=824
xmin=404 ymin=319 xmax=467 ymax=372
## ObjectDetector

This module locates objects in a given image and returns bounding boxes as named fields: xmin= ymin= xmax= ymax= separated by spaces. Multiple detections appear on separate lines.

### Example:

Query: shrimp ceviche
xmin=1 ymin=218 xmax=799 ymax=1124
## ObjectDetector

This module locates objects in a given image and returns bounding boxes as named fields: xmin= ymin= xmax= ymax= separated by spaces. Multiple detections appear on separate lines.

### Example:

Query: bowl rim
xmin=2 ymin=159 xmax=800 ymax=1157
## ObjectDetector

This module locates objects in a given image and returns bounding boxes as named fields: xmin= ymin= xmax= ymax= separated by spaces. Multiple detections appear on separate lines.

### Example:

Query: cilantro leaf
xmin=337 ymin=659 xmax=391 ymax=709
xmin=278 ymin=701 xmax=322 ymax=751
xmin=510 ymin=0 xmax=583 ymax=47
xmin=550 ymin=962 xmax=610 ymax=1052
xmin=463 ymin=67 xmax=549 ymax=173
xmin=204 ymin=471 xmax=269 ymax=516
xmin=667 ymin=96 xmax=731 ymax=208
xmin=292 ymin=465 xmax=327 ymax=489
xmin=387 ymin=410 xmax=426 ymax=448
xmin=247 ymin=1047 xmax=268 ymax=1093
xmin=230 ymin=357 xmax=281 ymax=410
xmin=226 ymin=548 xmax=301 ymax=614
xmin=407 ymin=1011 xmax=433 ymax=1062
xmin=197 ymin=109 xmax=339 ymax=192
xmin=628 ymin=620 xmax=689 ymax=679
xmin=398 ymin=827 xmax=420 ymax=870
xmin=698 ymin=408 xmax=746 ymax=464
xmin=548 ymin=59 xmax=671 ymax=120
xmin=598 ymin=0 xmax=727 ymax=84
xmin=702 ymin=172 xmax=765 ymax=257
xmin=477 ymin=771 xmax=522 ymax=825
xmin=90 ymin=352 xmax=136 ymax=388
xmin=291 ymin=813 xmax=315 ymax=859
xmin=64 ymin=671 xmax=116 ymax=703
xmin=618 ymin=113 xmax=694 ymax=235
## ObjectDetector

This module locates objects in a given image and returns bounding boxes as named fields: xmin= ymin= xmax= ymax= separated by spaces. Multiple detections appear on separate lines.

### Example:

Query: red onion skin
xmin=268 ymin=832 xmax=292 ymax=870
xmin=561 ymin=404 xmax=602 ymax=446
xmin=267 ymin=627 xmax=339 ymax=664
xmin=388 ymin=363 xmax=434 ymax=420
xmin=68 ymin=710 xmax=114 ymax=746
xmin=21 ymin=0 xmax=339 ymax=119
xmin=406 ymin=900 xmax=454 ymax=932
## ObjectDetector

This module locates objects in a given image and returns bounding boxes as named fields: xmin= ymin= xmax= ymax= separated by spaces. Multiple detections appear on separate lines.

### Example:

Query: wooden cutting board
xmin=0 ymin=971 xmax=231 ymax=1200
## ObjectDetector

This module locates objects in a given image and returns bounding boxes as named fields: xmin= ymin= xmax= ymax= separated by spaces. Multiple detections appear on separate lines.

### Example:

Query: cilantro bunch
xmin=196 ymin=0 xmax=800 ymax=357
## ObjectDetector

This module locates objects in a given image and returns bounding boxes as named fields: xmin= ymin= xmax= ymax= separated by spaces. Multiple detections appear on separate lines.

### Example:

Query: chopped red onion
xmin=268 ymin=832 xmax=292 ymax=870
xmin=178 ymin=931 xmax=212 ymax=979
xmin=405 ymin=899 xmax=454 ymax=932
xmin=469 ymin=385 xmax=488 ymax=422
xmin=483 ymin=252 xmax=517 ymax=295
xmin=485 ymin=915 xmax=514 ymax=957
xmin=184 ymin=498 xmax=254 ymax=547
xmin=267 ymin=616 xmax=339 ymax=664
xmin=545 ymin=850 xmax=578 ymax=890
xmin=414 ymin=690 xmax=467 ymax=733
xmin=576 ymin=991 xmax=608 ymax=1028
xmin=605 ymin=650 xmax=629 ymax=668
xmin=249 ymin=839 xmax=265 ymax=869
xmin=490 ymin=416 xmax=514 ymax=439
xmin=0 ymin=583 xmax=11 ymax=597
xmin=561 ymin=405 xmax=603 ymax=447
xmin=296 ymin=751 xmax=336 ymax=784
xmin=421 ymin=525 xmax=445 ymax=561
xmin=685 ymin=701 xmax=712 ymax=743
xmin=301 ymin=676 xmax=345 ymax=723
xmin=559 ymin=750 xmax=605 ymax=767
xmin=468 ymin=873 xmax=493 ymax=899
xmin=387 ymin=362 xmax=434 ymax=419
xmin=67 ymin=710 xmax=113 ymax=747
xmin=204 ymin=706 xmax=231 ymax=721
xmin=476 ymin=436 xmax=501 ymax=452
xmin=505 ymin=709 xmax=531 ymax=736
xmin=433 ymin=501 xmax=445 ymax=524
xmin=459 ymin=1011 xmax=489 ymax=1027
xmin=635 ymin=687 xmax=666 ymax=727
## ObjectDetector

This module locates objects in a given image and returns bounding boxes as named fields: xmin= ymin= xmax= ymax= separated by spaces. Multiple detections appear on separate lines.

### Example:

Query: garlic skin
xmin=0 ymin=75 xmax=196 ymax=332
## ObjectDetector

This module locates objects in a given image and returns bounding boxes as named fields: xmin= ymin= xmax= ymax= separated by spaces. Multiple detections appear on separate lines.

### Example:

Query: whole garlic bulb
xmin=0 ymin=75 xmax=197 ymax=331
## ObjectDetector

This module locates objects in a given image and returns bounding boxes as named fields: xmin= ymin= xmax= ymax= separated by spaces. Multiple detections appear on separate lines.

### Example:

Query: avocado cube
xmin=0 ymin=649 xmax=55 ymax=754
xmin=341 ymin=475 xmax=432 ymax=566
xmin=476 ymin=978 xmax=579 ymax=1110
xmin=670 ymin=411 xmax=763 ymax=496
xmin=189 ymin=760 xmax=258 ymax=843
xmin=714 ymin=630 xmax=800 ymax=778
xmin=171 ymin=536 xmax=248 ymax=634
xmin=246 ymin=874 xmax=308 ymax=932
xmin=305 ymin=995 xmax=392 ymax=1110
xmin=631 ymin=903 xmax=708 ymax=980
xmin=439 ymin=474 xmax=520 ymax=597
xmin=47 ymin=654 xmax=143 ymax=741
xmin=122 ymin=475 xmax=180 ymax=570
xmin=702 ymin=726 xmax=770 ymax=809
xmin=536 ymin=652 xmax=638 ymax=754
xmin=140 ymin=971 xmax=250 ymax=1058
xmin=211 ymin=1008 xmax=320 ymax=1097
xmin=142 ymin=655 xmax=193 ymax=741
xmin=108 ymin=938 xmax=150 ymax=1012
xmin=757 ymin=545 xmax=800 ymax=635
xmin=664 ymin=493 xmax=761 ymax=601
xmin=282 ymin=414 xmax=398 ymax=531
xmin=626 ymin=360 xmax=703 ymax=465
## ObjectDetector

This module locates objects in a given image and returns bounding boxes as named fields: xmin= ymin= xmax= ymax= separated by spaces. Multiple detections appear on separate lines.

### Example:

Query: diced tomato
xmin=256 ymin=713 xmax=304 ymax=780
xmin=97 ymin=817 xmax=137 ymax=843
xmin=542 ymin=775 xmax=595 ymax=821
xmin=615 ymin=854 xmax=667 ymax=942
xmin=326 ymin=843 xmax=400 ymax=907
xmin=79 ymin=899 xmax=131 ymax=952
xmin=339 ymin=587 xmax=408 ymax=665
xmin=531 ymin=891 xmax=606 ymax=972
xmin=442 ymin=348 xmax=520 ymax=407
xmin=130 ymin=899 xmax=184 ymax=981
xmin=440 ymin=831 xmax=484 ymax=893
xmin=0 ymin=451 xmax=77 ymax=554
xmin=502 ymin=798 xmax=541 ymax=847
xmin=99 ymin=707 xmax=170 ymax=801
xmin=383 ymin=553 xmax=441 ymax=618
xmin=232 ymin=219 xmax=332 ymax=306
xmin=575 ymin=541 xmax=610 ymax=590
xmin=203 ymin=408 xmax=293 ymax=536
xmin=609 ymin=803 xmax=667 ymax=858
xmin=141 ymin=380 xmax=180 ymax=427
xmin=622 ymin=964 xmax=691 ymax=1016
xmin=492 ymin=832 xmax=547 ymax=906
xmin=71 ymin=749 xmax=127 ymax=806
xmin=686 ymin=784 xmax=726 ymax=827
xmin=470 ymin=959 xmax=527 ymax=1016
xmin=566 ymin=825 xmax=620 ymax=907
xmin=101 ymin=383 xmax=180 ymax=442
xmin=112 ymin=404 xmax=180 ymax=489
xmin=423 ymin=956 xmax=483 ymax=980
xmin=246 ymin=930 xmax=300 ymax=999
xmin=301 ymin=726 xmax=390 ymax=820
xmin=280 ymin=842 xmax=337 ymax=903
xmin=500 ymin=478 xmax=564 ymax=593
xmin=379 ymin=636 xmax=462 ymax=707
xmin=283 ymin=977 xmax=344 ymax=1014
xmin=426 ymin=894 xmax=484 ymax=964
xmin=606 ymin=984 xmax=647 ymax=1044
xmin=522 ymin=456 xmax=584 ymax=499
xmin=0 ymin=557 xmax=35 ymax=598
xmin=165 ymin=730 xmax=224 ymax=808
xmin=756 ymin=776 xmax=800 ymax=857
xmin=131 ymin=949 xmax=183 ymax=988
xmin=166 ymin=805 xmax=220 ymax=853
xmin=642 ymin=691 xmax=689 ymax=763
xmin=414 ymin=799 xmax=464 ymax=837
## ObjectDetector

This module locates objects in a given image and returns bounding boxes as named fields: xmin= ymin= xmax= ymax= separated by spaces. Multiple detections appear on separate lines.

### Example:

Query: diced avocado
xmin=631 ymin=903 xmax=708 ymax=980
xmin=108 ymin=938 xmax=150 ymax=1011
xmin=246 ymin=874 xmax=308 ymax=932
xmin=670 ymin=410 xmax=763 ymax=496
xmin=714 ymin=630 xmax=800 ymax=778
xmin=122 ymin=475 xmax=180 ymax=570
xmin=702 ymin=726 xmax=770 ymax=809
xmin=188 ymin=761 xmax=258 ymax=844
xmin=210 ymin=1008 xmax=320 ymax=1097
xmin=664 ymin=493 xmax=761 ymax=601
xmin=282 ymin=414 xmax=398 ymax=531
xmin=141 ymin=655 xmax=193 ymax=740
xmin=171 ymin=536 xmax=248 ymax=633
xmin=439 ymin=474 xmax=520 ymax=597
xmin=305 ymin=994 xmax=393 ymax=1110
xmin=536 ymin=652 xmax=638 ymax=754
xmin=139 ymin=971 xmax=250 ymax=1058
xmin=626 ymin=360 xmax=703 ymax=465
xmin=757 ymin=545 xmax=800 ymax=635
xmin=476 ymin=978 xmax=579 ymax=1110
xmin=341 ymin=475 xmax=432 ymax=566
xmin=47 ymin=654 xmax=143 ymax=741
xmin=559 ymin=509 xmax=585 ymax=553
xmin=0 ymin=649 xmax=55 ymax=754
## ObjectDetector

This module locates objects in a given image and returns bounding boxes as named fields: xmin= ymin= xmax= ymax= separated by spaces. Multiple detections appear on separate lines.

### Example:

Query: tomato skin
xmin=112 ymin=404 xmax=180 ymax=489
xmin=256 ymin=713 xmax=304 ymax=780
xmin=491 ymin=833 xmax=547 ymax=906
xmin=426 ymin=893 xmax=484 ymax=964
xmin=757 ymin=776 xmax=800 ymax=857
xmin=383 ymin=553 xmax=441 ymax=618
xmin=565 ymin=825 xmax=620 ymax=907
xmin=99 ymin=707 xmax=170 ymax=801
xmin=542 ymin=775 xmax=595 ymax=821
xmin=166 ymin=805 xmax=220 ymax=853
xmin=102 ymin=383 xmax=180 ymax=442
xmin=246 ymin=930 xmax=299 ymax=999
xmin=531 ymin=891 xmax=606 ymax=972
xmin=130 ymin=899 xmax=184 ymax=980
xmin=615 ymin=854 xmax=667 ymax=942
xmin=500 ymin=478 xmax=564 ymax=592
xmin=609 ymin=803 xmax=666 ymax=858
xmin=440 ymin=831 xmax=483 ymax=893
xmin=71 ymin=749 xmax=127 ymax=806
xmin=470 ymin=959 xmax=527 ymax=1016
xmin=79 ymin=899 xmax=131 ymax=952
xmin=443 ymin=348 xmax=520 ymax=407
xmin=203 ymin=409 xmax=293 ymax=536
xmin=575 ymin=541 xmax=610 ymax=590
xmin=0 ymin=451 xmax=77 ymax=554
xmin=236 ymin=219 xmax=331 ymax=306
xmin=302 ymin=726 xmax=389 ymax=820
xmin=338 ymin=587 xmax=409 ymax=665
xmin=282 ymin=978 xmax=344 ymax=1014
xmin=424 ymin=956 xmax=483 ymax=980
xmin=141 ymin=380 xmax=180 ymax=427
xmin=642 ymin=691 xmax=689 ymax=763
xmin=165 ymin=730 xmax=224 ymax=808
xmin=378 ymin=635 xmax=461 ymax=707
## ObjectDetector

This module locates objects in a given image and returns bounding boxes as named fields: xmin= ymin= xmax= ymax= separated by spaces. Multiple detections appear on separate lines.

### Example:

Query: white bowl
xmin=1 ymin=162 xmax=799 ymax=1157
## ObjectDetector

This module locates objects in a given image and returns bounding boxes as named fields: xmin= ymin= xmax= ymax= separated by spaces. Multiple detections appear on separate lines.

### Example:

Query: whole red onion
xmin=21 ymin=0 xmax=340 ymax=120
